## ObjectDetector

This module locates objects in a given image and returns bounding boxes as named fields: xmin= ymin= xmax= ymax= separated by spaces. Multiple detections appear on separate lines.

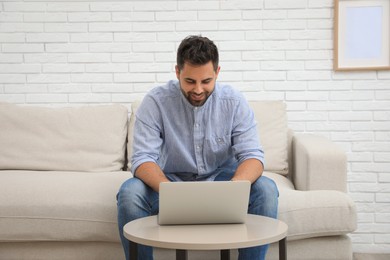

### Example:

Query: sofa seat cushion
xmin=0 ymin=170 xmax=130 ymax=242
xmin=263 ymin=172 xmax=357 ymax=240
xmin=0 ymin=103 xmax=129 ymax=172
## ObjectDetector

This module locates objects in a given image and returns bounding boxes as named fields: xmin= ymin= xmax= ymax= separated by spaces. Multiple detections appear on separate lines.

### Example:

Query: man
xmin=117 ymin=35 xmax=278 ymax=260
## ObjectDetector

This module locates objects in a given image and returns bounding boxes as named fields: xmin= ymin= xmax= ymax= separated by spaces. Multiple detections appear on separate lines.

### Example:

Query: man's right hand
xmin=134 ymin=162 xmax=170 ymax=192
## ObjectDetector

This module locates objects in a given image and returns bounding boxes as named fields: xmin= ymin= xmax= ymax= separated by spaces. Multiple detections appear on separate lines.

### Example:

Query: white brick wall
xmin=1 ymin=0 xmax=389 ymax=253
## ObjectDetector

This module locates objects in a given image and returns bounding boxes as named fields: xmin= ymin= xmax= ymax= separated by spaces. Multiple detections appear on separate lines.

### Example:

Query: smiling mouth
xmin=191 ymin=93 xmax=204 ymax=101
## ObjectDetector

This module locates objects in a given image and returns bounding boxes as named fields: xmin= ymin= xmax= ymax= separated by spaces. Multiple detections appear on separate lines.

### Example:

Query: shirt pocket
xmin=204 ymin=134 xmax=232 ymax=168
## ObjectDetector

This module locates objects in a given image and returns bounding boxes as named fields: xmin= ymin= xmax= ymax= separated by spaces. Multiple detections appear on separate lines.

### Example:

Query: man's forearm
xmin=231 ymin=158 xmax=263 ymax=183
xmin=134 ymin=161 xmax=170 ymax=192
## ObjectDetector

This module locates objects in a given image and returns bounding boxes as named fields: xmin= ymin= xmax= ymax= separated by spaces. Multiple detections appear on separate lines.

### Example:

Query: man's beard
xmin=188 ymin=91 xmax=209 ymax=106
xmin=181 ymin=89 xmax=211 ymax=107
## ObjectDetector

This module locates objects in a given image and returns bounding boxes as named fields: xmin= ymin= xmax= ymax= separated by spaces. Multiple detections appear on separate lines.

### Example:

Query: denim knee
xmin=117 ymin=177 xmax=159 ymax=219
xmin=253 ymin=175 xmax=279 ymax=197
xmin=118 ymin=178 xmax=145 ymax=201
xmin=249 ymin=176 xmax=279 ymax=218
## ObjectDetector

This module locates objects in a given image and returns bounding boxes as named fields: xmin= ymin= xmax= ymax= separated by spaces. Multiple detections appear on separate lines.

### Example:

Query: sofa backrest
xmin=249 ymin=101 xmax=289 ymax=175
xmin=128 ymin=100 xmax=289 ymax=175
xmin=0 ymin=102 xmax=128 ymax=172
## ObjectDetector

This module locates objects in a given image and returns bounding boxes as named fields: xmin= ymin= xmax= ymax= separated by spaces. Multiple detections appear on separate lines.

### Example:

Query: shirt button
xmin=195 ymin=123 xmax=199 ymax=128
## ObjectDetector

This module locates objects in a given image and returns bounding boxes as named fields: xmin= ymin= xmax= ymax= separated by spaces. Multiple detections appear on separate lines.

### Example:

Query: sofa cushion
xmin=0 ymin=102 xmax=128 ymax=172
xmin=249 ymin=101 xmax=289 ymax=175
xmin=263 ymin=172 xmax=357 ymax=240
xmin=0 ymin=170 xmax=130 ymax=242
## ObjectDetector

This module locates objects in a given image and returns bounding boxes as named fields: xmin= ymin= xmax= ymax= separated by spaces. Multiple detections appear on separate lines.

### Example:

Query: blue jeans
xmin=117 ymin=166 xmax=279 ymax=260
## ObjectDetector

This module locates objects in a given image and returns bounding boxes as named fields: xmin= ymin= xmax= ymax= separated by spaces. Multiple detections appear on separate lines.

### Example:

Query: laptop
xmin=158 ymin=181 xmax=251 ymax=225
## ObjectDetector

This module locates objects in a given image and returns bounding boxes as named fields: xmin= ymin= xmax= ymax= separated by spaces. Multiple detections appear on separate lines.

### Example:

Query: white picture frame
xmin=334 ymin=0 xmax=390 ymax=70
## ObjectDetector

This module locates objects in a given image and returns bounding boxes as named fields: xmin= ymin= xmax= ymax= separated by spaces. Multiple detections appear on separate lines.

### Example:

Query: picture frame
xmin=334 ymin=0 xmax=390 ymax=71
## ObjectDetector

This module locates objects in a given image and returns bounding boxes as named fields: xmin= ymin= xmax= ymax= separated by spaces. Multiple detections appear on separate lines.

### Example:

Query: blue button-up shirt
xmin=131 ymin=80 xmax=264 ymax=181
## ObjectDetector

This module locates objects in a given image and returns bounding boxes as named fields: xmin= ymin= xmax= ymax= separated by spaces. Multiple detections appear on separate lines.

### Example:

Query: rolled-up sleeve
xmin=231 ymin=98 xmax=265 ymax=166
xmin=130 ymin=96 xmax=163 ymax=174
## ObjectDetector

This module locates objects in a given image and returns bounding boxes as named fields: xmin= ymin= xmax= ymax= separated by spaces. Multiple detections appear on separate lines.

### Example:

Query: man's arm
xmin=131 ymin=96 xmax=168 ymax=193
xmin=229 ymin=94 xmax=265 ymax=184
xmin=231 ymin=159 xmax=263 ymax=184
xmin=134 ymin=162 xmax=170 ymax=192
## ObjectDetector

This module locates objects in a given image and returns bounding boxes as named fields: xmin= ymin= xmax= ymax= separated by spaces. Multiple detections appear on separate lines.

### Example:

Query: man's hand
xmin=134 ymin=162 xmax=170 ymax=192
xmin=231 ymin=158 xmax=263 ymax=183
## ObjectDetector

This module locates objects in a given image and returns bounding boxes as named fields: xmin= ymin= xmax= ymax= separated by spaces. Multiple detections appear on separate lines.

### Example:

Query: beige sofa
xmin=0 ymin=101 xmax=356 ymax=260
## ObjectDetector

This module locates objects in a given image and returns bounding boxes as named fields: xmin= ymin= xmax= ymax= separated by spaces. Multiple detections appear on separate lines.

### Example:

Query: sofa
xmin=0 ymin=100 xmax=357 ymax=260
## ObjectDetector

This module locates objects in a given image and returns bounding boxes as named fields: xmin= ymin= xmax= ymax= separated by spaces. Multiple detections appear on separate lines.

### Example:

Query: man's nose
xmin=193 ymin=83 xmax=203 ymax=93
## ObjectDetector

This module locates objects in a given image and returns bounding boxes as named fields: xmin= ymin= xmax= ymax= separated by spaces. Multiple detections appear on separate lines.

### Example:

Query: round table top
xmin=123 ymin=214 xmax=288 ymax=250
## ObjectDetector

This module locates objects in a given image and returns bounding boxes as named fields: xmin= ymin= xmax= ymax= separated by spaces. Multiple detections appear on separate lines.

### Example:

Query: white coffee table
xmin=123 ymin=214 xmax=288 ymax=260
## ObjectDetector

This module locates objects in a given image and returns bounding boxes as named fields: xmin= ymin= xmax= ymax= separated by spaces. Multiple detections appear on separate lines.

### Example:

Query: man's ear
xmin=175 ymin=65 xmax=180 ymax=79
xmin=215 ymin=66 xmax=221 ymax=78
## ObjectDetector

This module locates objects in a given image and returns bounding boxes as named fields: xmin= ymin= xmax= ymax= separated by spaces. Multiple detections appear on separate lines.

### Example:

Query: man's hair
xmin=176 ymin=35 xmax=219 ymax=72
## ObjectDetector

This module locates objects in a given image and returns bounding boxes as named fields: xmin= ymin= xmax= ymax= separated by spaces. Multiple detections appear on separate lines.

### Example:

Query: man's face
xmin=175 ymin=61 xmax=220 ymax=107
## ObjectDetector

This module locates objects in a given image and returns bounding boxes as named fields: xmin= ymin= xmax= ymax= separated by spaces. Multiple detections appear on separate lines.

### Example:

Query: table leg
xmin=176 ymin=249 xmax=188 ymax=260
xmin=129 ymin=241 xmax=138 ymax=260
xmin=220 ymin=249 xmax=230 ymax=260
xmin=279 ymin=237 xmax=287 ymax=260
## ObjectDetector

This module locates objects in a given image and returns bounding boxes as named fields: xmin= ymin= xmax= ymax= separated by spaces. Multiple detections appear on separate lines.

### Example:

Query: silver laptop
xmin=158 ymin=181 xmax=251 ymax=225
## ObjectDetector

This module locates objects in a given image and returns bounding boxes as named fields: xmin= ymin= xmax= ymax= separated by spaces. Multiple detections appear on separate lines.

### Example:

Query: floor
xmin=353 ymin=253 xmax=390 ymax=260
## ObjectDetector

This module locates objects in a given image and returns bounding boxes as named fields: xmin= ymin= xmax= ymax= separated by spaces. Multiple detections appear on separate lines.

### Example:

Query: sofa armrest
xmin=292 ymin=134 xmax=347 ymax=192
